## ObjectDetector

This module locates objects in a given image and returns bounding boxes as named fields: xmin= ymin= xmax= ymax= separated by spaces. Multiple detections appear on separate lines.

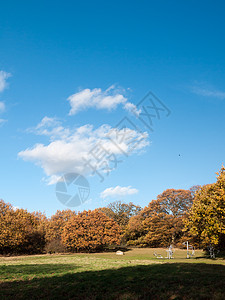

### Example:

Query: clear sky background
xmin=0 ymin=0 xmax=225 ymax=216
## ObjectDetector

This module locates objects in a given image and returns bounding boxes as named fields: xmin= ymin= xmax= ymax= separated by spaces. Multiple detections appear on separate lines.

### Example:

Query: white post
xmin=187 ymin=241 xmax=189 ymax=259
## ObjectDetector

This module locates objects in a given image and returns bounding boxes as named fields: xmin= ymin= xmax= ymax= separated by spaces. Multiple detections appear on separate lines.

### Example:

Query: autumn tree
xmin=189 ymin=185 xmax=201 ymax=198
xmin=45 ymin=209 xmax=76 ymax=242
xmin=0 ymin=200 xmax=13 ymax=253
xmin=186 ymin=166 xmax=225 ymax=249
xmin=61 ymin=209 xmax=121 ymax=252
xmin=97 ymin=201 xmax=142 ymax=230
xmin=0 ymin=200 xmax=46 ymax=254
xmin=45 ymin=209 xmax=77 ymax=253
xmin=126 ymin=189 xmax=193 ymax=247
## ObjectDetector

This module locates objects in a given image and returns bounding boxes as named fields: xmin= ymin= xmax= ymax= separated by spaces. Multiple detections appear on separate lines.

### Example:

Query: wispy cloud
xmin=0 ymin=100 xmax=7 ymax=126
xmin=191 ymin=84 xmax=225 ymax=100
xmin=0 ymin=102 xmax=5 ymax=113
xmin=100 ymin=185 xmax=138 ymax=199
xmin=0 ymin=71 xmax=11 ymax=93
xmin=27 ymin=116 xmax=70 ymax=141
xmin=67 ymin=85 xmax=140 ymax=115
xmin=0 ymin=70 xmax=11 ymax=123
xmin=0 ymin=119 xmax=7 ymax=126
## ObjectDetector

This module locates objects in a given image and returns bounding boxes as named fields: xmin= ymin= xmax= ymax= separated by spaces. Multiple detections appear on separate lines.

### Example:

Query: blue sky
xmin=0 ymin=0 xmax=225 ymax=216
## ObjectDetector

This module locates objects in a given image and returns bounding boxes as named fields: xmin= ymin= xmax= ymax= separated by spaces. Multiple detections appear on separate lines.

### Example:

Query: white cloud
xmin=124 ymin=102 xmax=141 ymax=116
xmin=28 ymin=116 xmax=70 ymax=140
xmin=0 ymin=71 xmax=11 ymax=93
xmin=0 ymin=102 xmax=5 ymax=113
xmin=19 ymin=119 xmax=149 ymax=184
xmin=0 ymin=119 xmax=7 ymax=126
xmin=36 ymin=116 xmax=59 ymax=129
xmin=0 ymin=71 xmax=11 ymax=119
xmin=12 ymin=206 xmax=20 ymax=211
xmin=191 ymin=85 xmax=225 ymax=100
xmin=100 ymin=186 xmax=138 ymax=199
xmin=67 ymin=86 xmax=140 ymax=115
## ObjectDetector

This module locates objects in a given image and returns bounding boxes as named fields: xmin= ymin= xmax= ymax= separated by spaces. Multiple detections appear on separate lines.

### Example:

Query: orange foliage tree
xmin=44 ymin=209 xmax=77 ymax=253
xmin=0 ymin=200 xmax=46 ymax=254
xmin=45 ymin=209 xmax=77 ymax=242
xmin=126 ymin=189 xmax=193 ymax=247
xmin=61 ymin=209 xmax=122 ymax=252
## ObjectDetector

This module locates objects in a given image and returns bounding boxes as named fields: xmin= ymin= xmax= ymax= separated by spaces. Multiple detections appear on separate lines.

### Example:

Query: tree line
xmin=0 ymin=166 xmax=225 ymax=255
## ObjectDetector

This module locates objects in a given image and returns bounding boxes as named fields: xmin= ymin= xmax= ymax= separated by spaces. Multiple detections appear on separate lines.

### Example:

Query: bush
xmin=45 ymin=238 xmax=66 ymax=254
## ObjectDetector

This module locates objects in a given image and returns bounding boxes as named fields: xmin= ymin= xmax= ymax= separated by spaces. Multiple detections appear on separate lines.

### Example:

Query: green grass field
xmin=0 ymin=248 xmax=224 ymax=299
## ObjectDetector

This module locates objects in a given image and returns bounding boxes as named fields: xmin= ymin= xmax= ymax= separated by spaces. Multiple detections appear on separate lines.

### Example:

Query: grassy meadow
xmin=0 ymin=248 xmax=225 ymax=299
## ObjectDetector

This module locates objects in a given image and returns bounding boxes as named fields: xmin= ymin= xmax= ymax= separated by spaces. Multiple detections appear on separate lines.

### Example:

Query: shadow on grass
xmin=0 ymin=264 xmax=77 ymax=278
xmin=216 ymin=250 xmax=225 ymax=259
xmin=0 ymin=263 xmax=225 ymax=300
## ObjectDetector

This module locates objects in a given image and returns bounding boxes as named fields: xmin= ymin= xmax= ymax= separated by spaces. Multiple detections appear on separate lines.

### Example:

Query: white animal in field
xmin=116 ymin=250 xmax=124 ymax=255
